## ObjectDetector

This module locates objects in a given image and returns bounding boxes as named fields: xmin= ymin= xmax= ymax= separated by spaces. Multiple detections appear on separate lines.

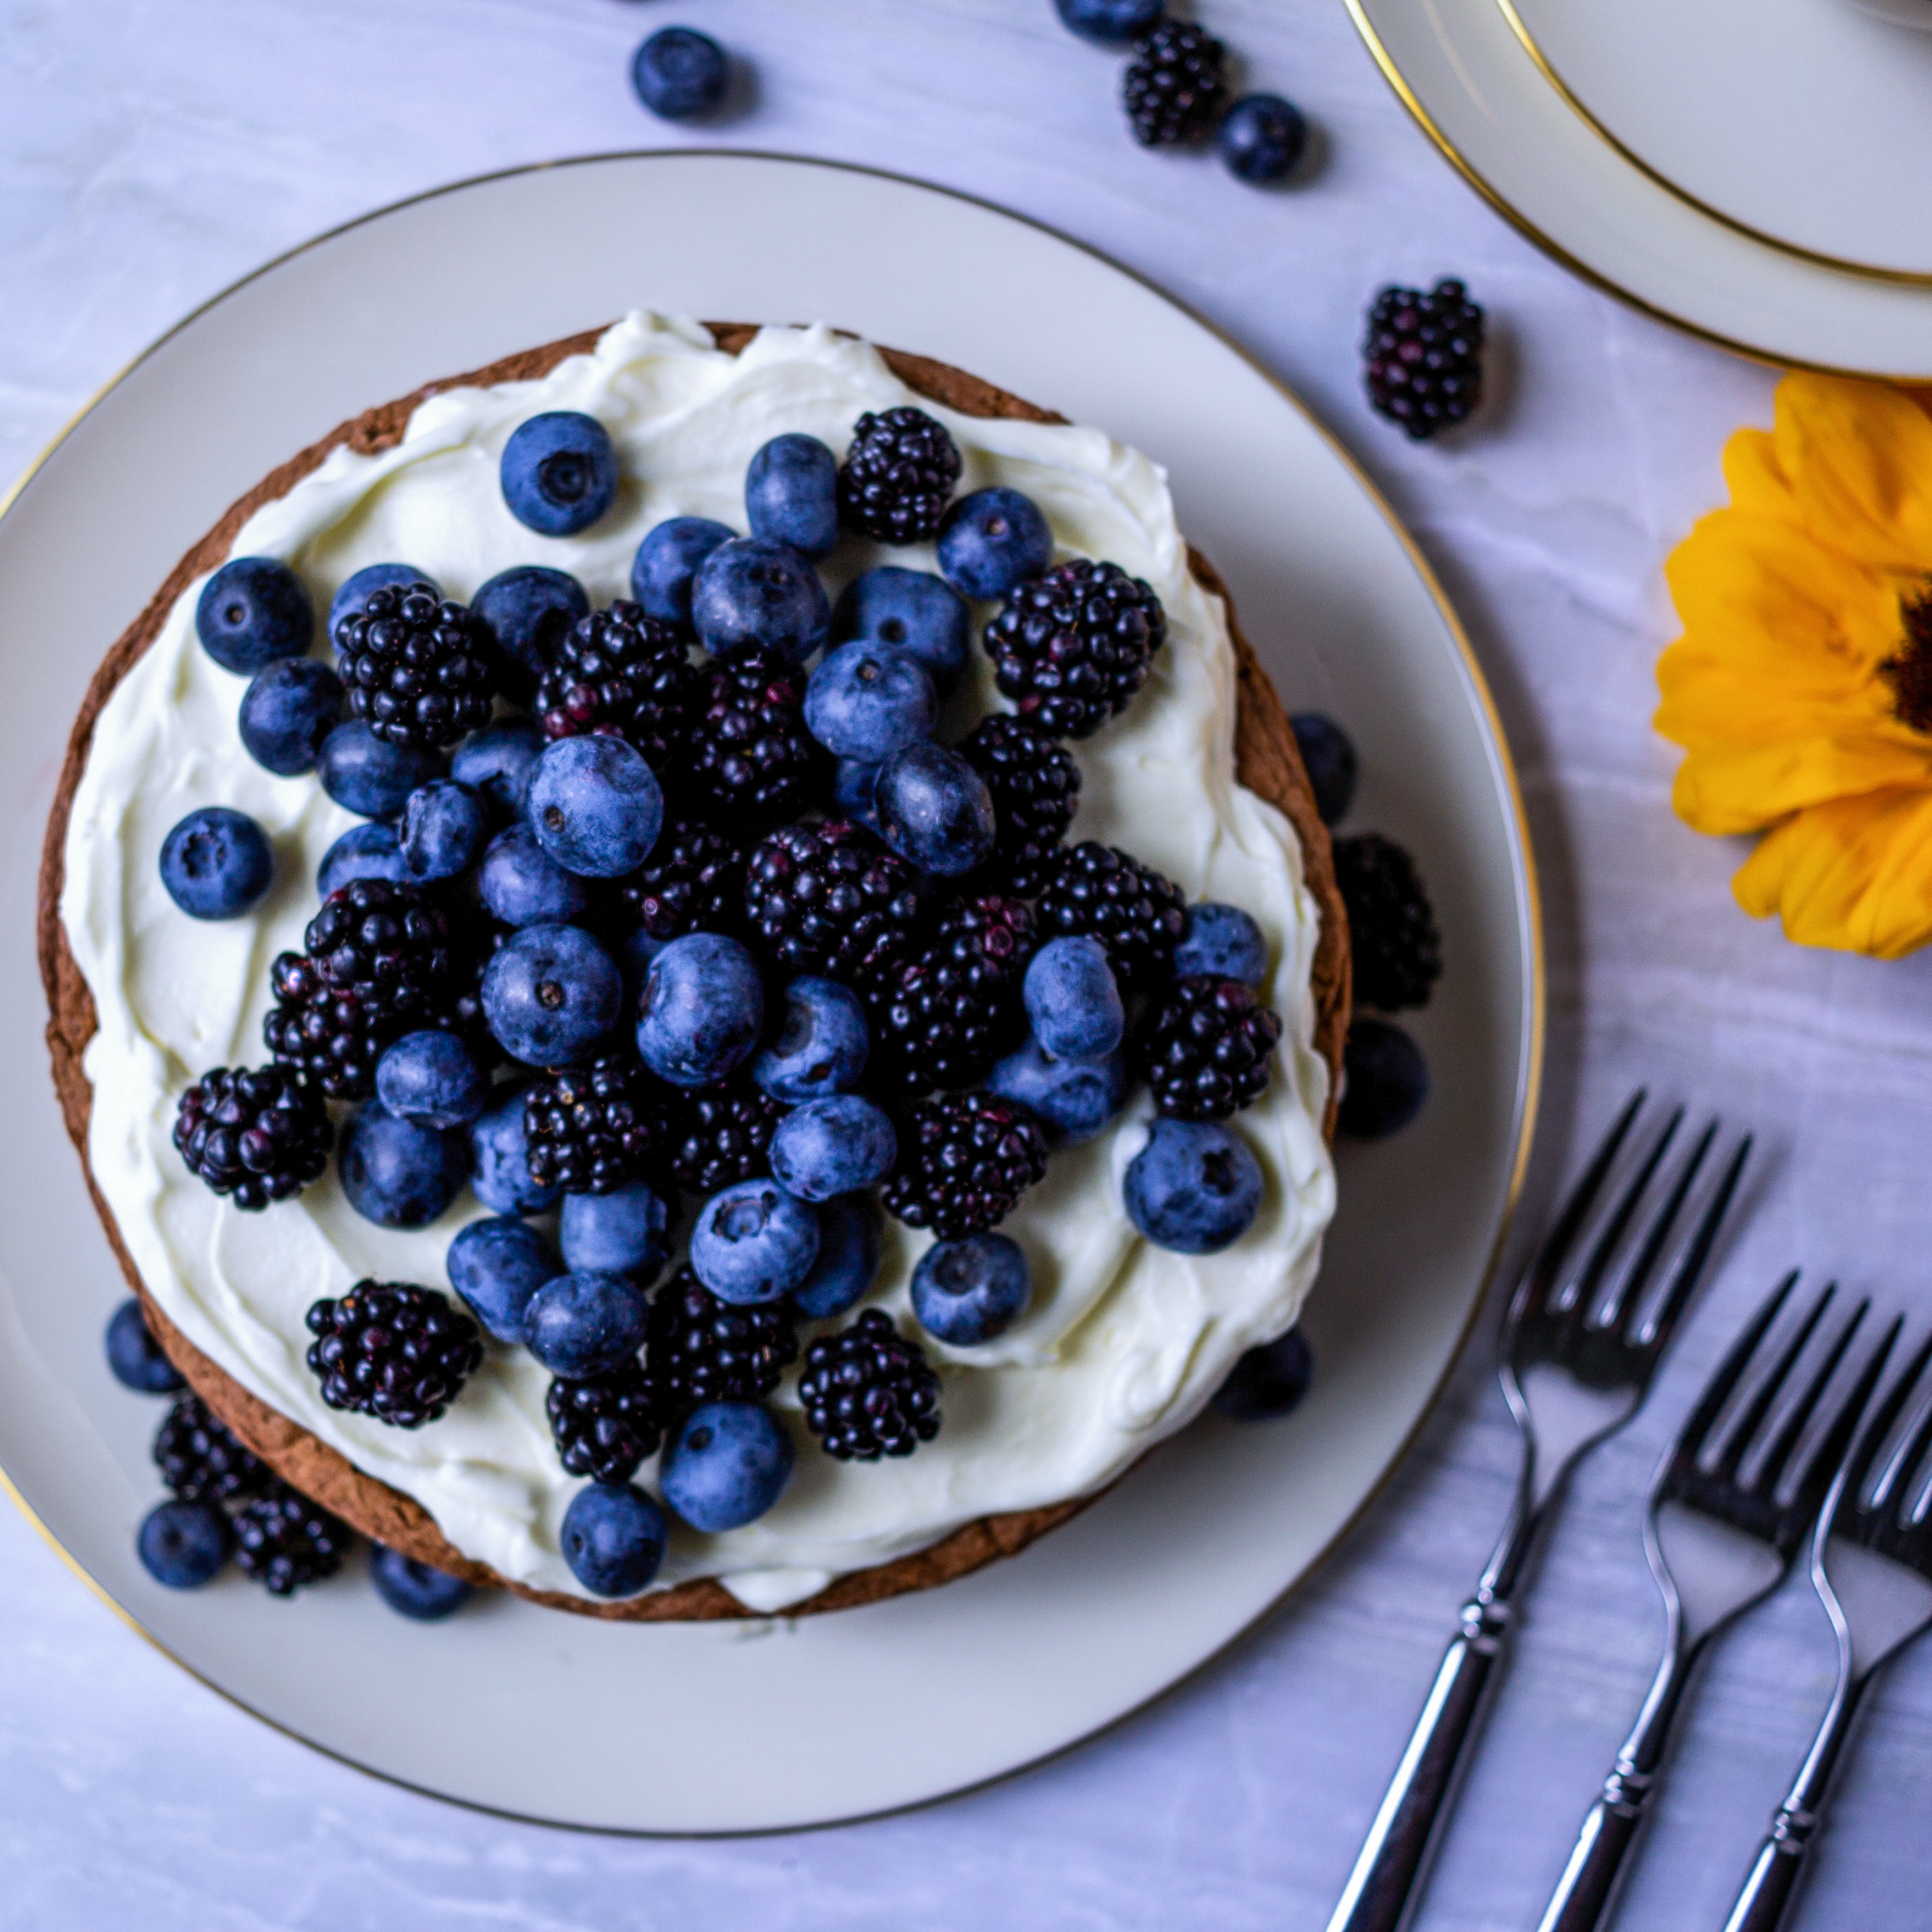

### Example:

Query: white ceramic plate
xmin=1347 ymin=0 xmax=1932 ymax=376
xmin=0 ymin=151 xmax=1538 ymax=1833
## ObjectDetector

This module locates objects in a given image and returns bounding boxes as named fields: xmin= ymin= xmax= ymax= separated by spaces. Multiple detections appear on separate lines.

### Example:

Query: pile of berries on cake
xmin=148 ymin=398 xmax=1292 ymax=1602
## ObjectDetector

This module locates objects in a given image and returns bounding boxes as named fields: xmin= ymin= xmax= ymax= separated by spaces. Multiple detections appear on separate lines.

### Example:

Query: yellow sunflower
xmin=1656 ymin=372 xmax=1932 ymax=958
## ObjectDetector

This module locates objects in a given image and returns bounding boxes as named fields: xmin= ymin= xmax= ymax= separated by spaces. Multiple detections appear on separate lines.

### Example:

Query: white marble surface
xmin=4 ymin=1 xmax=1930 ymax=1926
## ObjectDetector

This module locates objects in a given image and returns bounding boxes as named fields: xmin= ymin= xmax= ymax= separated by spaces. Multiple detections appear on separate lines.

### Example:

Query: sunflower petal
xmin=1721 ymin=425 xmax=1797 ymax=525
xmin=1775 ymin=374 xmax=1932 ymax=570
xmin=1733 ymin=787 xmax=1932 ymax=958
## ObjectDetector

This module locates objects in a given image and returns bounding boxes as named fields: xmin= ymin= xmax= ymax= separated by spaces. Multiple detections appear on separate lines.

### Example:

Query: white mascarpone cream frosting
xmin=60 ymin=314 xmax=1336 ymax=1613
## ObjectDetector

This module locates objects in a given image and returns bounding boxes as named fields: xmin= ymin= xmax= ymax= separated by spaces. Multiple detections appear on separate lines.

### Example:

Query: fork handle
xmin=1533 ymin=1770 xmax=1653 ymax=1932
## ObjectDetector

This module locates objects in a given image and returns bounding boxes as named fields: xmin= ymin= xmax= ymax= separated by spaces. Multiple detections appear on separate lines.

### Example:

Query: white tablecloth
xmin=5 ymin=2 xmax=1927 ymax=1925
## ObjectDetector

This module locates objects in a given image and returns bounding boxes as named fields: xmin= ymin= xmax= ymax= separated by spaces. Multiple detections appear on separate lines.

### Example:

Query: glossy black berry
xmin=231 ymin=1480 xmax=352 ymax=1596
xmin=647 ymin=1265 xmax=798 ymax=1417
xmin=1338 ymin=1017 xmax=1429 ymax=1139
xmin=1123 ymin=21 xmax=1230 ymax=148
xmin=546 ymin=1362 xmax=666 ymax=1484
xmin=957 ymin=713 xmax=1082 ymax=896
xmin=304 ymin=1281 xmax=484 ymax=1429
xmin=1333 ymin=832 xmax=1442 ymax=1012
xmin=666 ymin=1079 xmax=784 ymax=1194
xmin=1137 ymin=975 xmax=1284 ymax=1119
xmin=172 ymin=1064 xmax=332 ymax=1210
xmin=535 ymin=602 xmax=704 ymax=770
xmin=1363 ymin=279 xmax=1485 ymax=442
xmin=883 ymin=1090 xmax=1049 ymax=1240
xmin=152 ymin=1392 xmax=271 ymax=1503
xmin=838 ymin=406 xmax=962 ymax=545
xmin=261 ymin=956 xmax=386 ymax=1098
xmin=982 ymin=560 xmax=1167 ymax=740
xmin=1036 ymin=841 xmax=1186 ymax=988
xmin=869 ymin=893 xmax=1036 ymax=1096
xmin=523 ymin=1056 xmax=672 ymax=1195
xmin=743 ymin=818 xmax=923 ymax=988
xmin=679 ymin=645 xmax=828 ymax=828
xmin=617 ymin=817 xmax=748 ymax=943
xmin=798 ymin=1309 xmax=942 ymax=1461
xmin=333 ymin=581 xmax=495 ymax=749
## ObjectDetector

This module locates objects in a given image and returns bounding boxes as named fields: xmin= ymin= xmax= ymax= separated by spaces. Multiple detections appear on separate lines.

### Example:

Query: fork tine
xmin=1634 ymin=1133 xmax=1752 ymax=1352
xmin=1711 ymin=1281 xmax=1836 ymax=1480
xmin=1509 ymin=1089 xmax=1648 ymax=1324
xmin=1869 ymin=1335 xmax=1932 ymax=1521
xmin=1835 ymin=1332 xmax=1932 ymax=1530
xmin=1600 ymin=1119 xmax=1714 ymax=1332
xmin=1757 ymin=1299 xmax=1876 ymax=1498
xmin=1670 ymin=1270 xmax=1800 ymax=1466
xmin=1560 ymin=1106 xmax=1683 ymax=1317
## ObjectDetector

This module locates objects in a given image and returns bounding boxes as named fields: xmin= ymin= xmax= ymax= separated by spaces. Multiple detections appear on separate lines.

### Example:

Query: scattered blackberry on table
xmin=742 ymin=818 xmax=923 ymax=986
xmin=647 ymin=1266 xmax=798 ymax=1416
xmin=666 ymin=1078 xmax=784 ymax=1194
xmin=1122 ymin=21 xmax=1230 ymax=148
xmin=304 ymin=1282 xmax=484 ymax=1430
xmin=617 ymin=816 xmax=747 ymax=942
xmin=231 ymin=1480 xmax=351 ymax=1596
xmin=957 ymin=713 xmax=1081 ymax=896
xmin=1137 ymin=975 xmax=1284 ymax=1120
xmin=172 ymin=1064 xmax=332 ymax=1209
xmin=523 ymin=1056 xmax=671 ymax=1195
xmin=837 ymin=406 xmax=962 ymax=545
xmin=152 ymin=1393 xmax=270 ymax=1503
xmin=1362 ymin=279 xmax=1485 ymax=443
xmin=332 ymin=581 xmax=495 ymax=750
xmin=679 ymin=644 xmax=827 ymax=828
xmin=535 ymin=603 xmax=704 ymax=770
xmin=1333 ymin=832 xmax=1442 ymax=1011
xmin=869 ymin=893 xmax=1036 ymax=1096
xmin=546 ymin=1362 xmax=666 ymax=1484
xmin=798 ymin=1309 xmax=942 ymax=1461
xmin=1036 ymin=841 xmax=1186 ymax=987
xmin=982 ymin=560 xmax=1167 ymax=740
xmin=883 ymin=1090 xmax=1050 ymax=1240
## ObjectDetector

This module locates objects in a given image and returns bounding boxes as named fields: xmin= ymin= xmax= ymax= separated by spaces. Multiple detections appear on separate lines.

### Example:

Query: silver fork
xmin=1326 ymin=1093 xmax=1750 ymax=1932
xmin=1719 ymin=1330 xmax=1932 ymax=1932
xmin=1533 ymin=1276 xmax=1898 ymax=1932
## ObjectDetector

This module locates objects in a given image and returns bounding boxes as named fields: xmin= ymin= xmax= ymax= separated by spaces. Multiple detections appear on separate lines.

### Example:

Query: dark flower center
xmin=1880 ymin=589 xmax=1932 ymax=733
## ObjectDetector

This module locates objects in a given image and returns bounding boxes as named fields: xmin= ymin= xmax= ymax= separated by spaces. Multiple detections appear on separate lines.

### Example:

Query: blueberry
xmin=318 ymin=821 xmax=409 ymax=895
xmin=1338 ymin=1018 xmax=1429 ymax=1139
xmin=501 ymin=412 xmax=620 ymax=537
xmin=804 ymin=641 xmax=937 ymax=764
xmin=452 ymin=720 xmax=547 ymax=825
xmin=158 ymin=808 xmax=274 ymax=920
xmin=753 ymin=976 xmax=869 ymax=1102
xmin=482 ymin=923 xmax=623 ymax=1066
xmin=399 ymin=779 xmax=490 ymax=883
xmin=137 ymin=1498 xmax=231 ymax=1589
xmin=659 ymin=1402 xmax=794 ymax=1532
xmin=469 ymin=1086 xmax=565 ymax=1216
xmin=874 ymin=740 xmax=997 ymax=876
xmin=376 ymin=1031 xmax=489 ymax=1129
xmin=196 ymin=556 xmax=313 ymax=675
xmin=936 ymin=488 xmax=1053 ymax=600
xmin=339 ymin=1103 xmax=471 ymax=1230
xmin=475 ymin=823 xmax=593 ymax=928
xmin=1212 ymin=1328 xmax=1315 ymax=1421
xmin=690 ymin=537 xmax=830 ymax=664
xmin=471 ymin=566 xmax=589 ymax=700
xmin=370 ymin=1545 xmax=475 ymax=1621
xmin=525 ymin=1270 xmax=651 ymax=1376
xmin=631 ymin=26 xmax=730 ymax=121
xmin=833 ymin=759 xmax=880 ymax=830
xmin=105 ymin=1298 xmax=184 ymax=1394
xmin=631 ymin=516 xmax=735 ymax=627
xmin=1173 ymin=903 xmax=1269 ymax=985
xmin=636 ymin=932 xmax=764 ymax=1087
xmin=768 ymin=1095 xmax=896 ymax=1202
xmin=1023 ymin=935 xmax=1124 ymax=1062
xmin=318 ymin=720 xmax=446 ymax=821
xmin=791 ymin=1196 xmax=880 ymax=1319
xmin=528 ymin=735 xmax=664 ymax=879
xmin=911 ymin=1232 xmax=1030 ymax=1346
xmin=237 ymin=658 xmax=344 ymax=776
xmin=988 ymin=1039 xmax=1128 ymax=1146
xmin=746 ymin=434 xmax=838 ymax=560
xmin=1052 ymin=0 xmax=1164 ymax=44
xmin=689 ymin=1179 xmax=821 ymax=1305
xmin=1217 ymin=94 xmax=1309 ymax=185
xmin=560 ymin=1183 xmax=674 ymax=1283
xmin=1124 ymin=1118 xmax=1264 ymax=1254
xmin=830 ymin=566 xmax=969 ymax=691
xmin=447 ymin=1214 xmax=563 ymax=1341
xmin=328 ymin=563 xmax=440 ymax=637
xmin=560 ymin=1481 xmax=667 ymax=1597
xmin=1290 ymin=713 xmax=1358 ymax=827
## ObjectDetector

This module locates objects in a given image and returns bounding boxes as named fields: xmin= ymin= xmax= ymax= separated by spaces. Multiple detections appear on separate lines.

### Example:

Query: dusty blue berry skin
xmin=1217 ymin=93 xmax=1308 ymax=185
xmin=1023 ymin=935 xmax=1124 ymax=1062
xmin=769 ymin=1095 xmax=897 ymax=1202
xmin=690 ymin=537 xmax=830 ymax=664
xmin=447 ymin=1215 xmax=564 ymax=1341
xmin=319 ymin=720 xmax=446 ymax=821
xmin=753 ymin=977 xmax=869 ymax=1102
xmin=469 ymin=1087 xmax=564 ymax=1216
xmin=318 ymin=821 xmax=409 ymax=896
xmin=1212 ymin=1328 xmax=1315 ymax=1422
xmin=471 ymin=566 xmax=588 ymax=700
xmin=238 ymin=657 xmax=344 ymax=776
xmin=936 ymin=488 xmax=1054 ymax=600
xmin=476 ymin=823 xmax=592 ymax=928
xmin=631 ymin=516 xmax=734 ymax=626
xmin=339 ymin=1104 xmax=471 ymax=1230
xmin=874 ymin=740 xmax=997 ymax=876
xmin=1173 ymin=903 xmax=1268 ymax=985
xmin=525 ymin=1270 xmax=651 ymax=1376
xmin=329 ymin=563 xmax=439 ymax=637
xmin=501 ymin=412 xmax=620 ymax=537
xmin=1124 ymin=1118 xmax=1263 ymax=1254
xmin=831 ymin=566 xmax=969 ymax=692
xmin=689 ymin=1179 xmax=821 ymax=1305
xmin=988 ymin=1039 xmax=1128 ymax=1146
xmin=790 ymin=1196 xmax=880 ymax=1319
xmin=746 ymin=434 xmax=838 ymax=560
xmin=528 ymin=735 xmax=664 ymax=879
xmin=833 ymin=759 xmax=880 ymax=831
xmin=483 ymin=923 xmax=624 ymax=1066
xmin=1053 ymin=0 xmax=1164 ymax=43
xmin=631 ymin=26 xmax=729 ymax=121
xmin=911 ymin=1233 xmax=1031 ymax=1346
xmin=400 ymin=780 xmax=490 ymax=883
xmin=1338 ymin=1018 xmax=1428 ymax=1140
xmin=159 ymin=808 xmax=274 ymax=920
xmin=371 ymin=1546 xmax=474 ymax=1620
xmin=636 ymin=932 xmax=764 ymax=1088
xmin=196 ymin=556 xmax=314 ymax=674
xmin=453 ymin=720 xmax=546 ymax=824
xmin=376 ymin=1030 xmax=488 ymax=1130
xmin=804 ymin=641 xmax=937 ymax=764
xmin=561 ymin=1481 xmax=667 ymax=1597
xmin=1288 ymin=712 xmax=1357 ymax=827
xmin=138 ymin=1499 xmax=231 ymax=1589
xmin=106 ymin=1298 xmax=185 ymax=1394
xmin=660 ymin=1402 xmax=794 ymax=1532
xmin=560 ymin=1183 xmax=674 ymax=1283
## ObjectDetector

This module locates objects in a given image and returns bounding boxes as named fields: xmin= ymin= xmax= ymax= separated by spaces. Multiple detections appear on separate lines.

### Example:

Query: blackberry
xmin=1333 ymin=832 xmax=1442 ymax=1012
xmin=523 ymin=1056 xmax=672 ymax=1195
xmin=1137 ymin=975 xmax=1284 ymax=1119
xmin=882 ymin=1090 xmax=1049 ymax=1240
xmin=333 ymin=580 xmax=495 ymax=750
xmin=535 ymin=602 xmax=704 ymax=769
xmin=958 ymin=713 xmax=1082 ymax=896
xmin=982 ymin=560 xmax=1168 ymax=739
xmin=837 ymin=406 xmax=962 ymax=545
xmin=870 ymin=894 xmax=1036 ymax=1095
xmin=304 ymin=1281 xmax=484 ymax=1430
xmin=667 ymin=1078 xmax=784 ymax=1194
xmin=152 ymin=1392 xmax=271 ymax=1503
xmin=1362 ymin=279 xmax=1485 ymax=443
xmin=546 ymin=1362 xmax=665 ymax=1484
xmin=617 ymin=816 xmax=748 ymax=943
xmin=798 ymin=1310 xmax=942 ymax=1461
xmin=647 ymin=1266 xmax=798 ymax=1417
xmin=1123 ymin=21 xmax=1230 ymax=148
xmin=232 ymin=1480 xmax=351 ymax=1596
xmin=679 ymin=645 xmax=828 ymax=828
xmin=261 ymin=957 xmax=383 ymax=1099
xmin=172 ymin=1064 xmax=332 ymax=1210
xmin=743 ymin=819 xmax=923 ymax=987
xmin=1036 ymin=841 xmax=1186 ymax=988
